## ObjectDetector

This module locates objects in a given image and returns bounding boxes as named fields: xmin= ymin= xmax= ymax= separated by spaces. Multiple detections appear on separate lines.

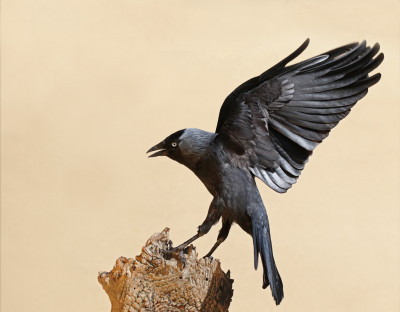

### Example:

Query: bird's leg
xmin=163 ymin=199 xmax=221 ymax=267
xmin=165 ymin=233 xmax=201 ymax=253
xmin=203 ymin=219 xmax=232 ymax=259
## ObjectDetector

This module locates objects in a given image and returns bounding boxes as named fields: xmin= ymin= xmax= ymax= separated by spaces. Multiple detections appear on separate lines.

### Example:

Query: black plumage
xmin=147 ymin=39 xmax=383 ymax=305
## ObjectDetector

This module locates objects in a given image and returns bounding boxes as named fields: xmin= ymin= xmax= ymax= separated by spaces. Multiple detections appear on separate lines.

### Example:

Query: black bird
xmin=147 ymin=39 xmax=383 ymax=305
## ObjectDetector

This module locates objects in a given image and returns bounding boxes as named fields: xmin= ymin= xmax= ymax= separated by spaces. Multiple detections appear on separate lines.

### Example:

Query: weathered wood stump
xmin=98 ymin=228 xmax=234 ymax=312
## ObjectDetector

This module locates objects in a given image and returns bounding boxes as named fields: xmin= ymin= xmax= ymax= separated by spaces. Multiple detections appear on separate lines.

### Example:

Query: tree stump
xmin=98 ymin=228 xmax=234 ymax=312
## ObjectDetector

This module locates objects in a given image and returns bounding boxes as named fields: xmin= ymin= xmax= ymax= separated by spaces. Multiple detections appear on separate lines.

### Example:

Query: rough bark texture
xmin=98 ymin=228 xmax=234 ymax=312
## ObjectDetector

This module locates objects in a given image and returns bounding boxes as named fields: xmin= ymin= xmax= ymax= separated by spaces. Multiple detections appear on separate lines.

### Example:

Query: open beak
xmin=147 ymin=141 xmax=168 ymax=157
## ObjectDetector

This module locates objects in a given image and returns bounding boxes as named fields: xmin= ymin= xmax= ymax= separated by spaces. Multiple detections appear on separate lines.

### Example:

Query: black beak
xmin=147 ymin=141 xmax=168 ymax=157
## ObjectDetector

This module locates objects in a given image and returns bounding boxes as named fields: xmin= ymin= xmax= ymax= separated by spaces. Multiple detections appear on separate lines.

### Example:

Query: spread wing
xmin=214 ymin=39 xmax=383 ymax=193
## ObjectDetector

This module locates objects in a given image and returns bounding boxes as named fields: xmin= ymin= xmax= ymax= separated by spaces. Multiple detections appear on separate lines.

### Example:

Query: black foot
xmin=161 ymin=233 xmax=201 ymax=268
xmin=162 ymin=244 xmax=192 ymax=268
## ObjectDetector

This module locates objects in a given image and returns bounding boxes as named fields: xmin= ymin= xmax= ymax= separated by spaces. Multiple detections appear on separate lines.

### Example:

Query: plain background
xmin=1 ymin=1 xmax=399 ymax=311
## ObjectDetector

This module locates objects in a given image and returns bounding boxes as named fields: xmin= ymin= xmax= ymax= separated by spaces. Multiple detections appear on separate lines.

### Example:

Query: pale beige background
xmin=1 ymin=1 xmax=399 ymax=311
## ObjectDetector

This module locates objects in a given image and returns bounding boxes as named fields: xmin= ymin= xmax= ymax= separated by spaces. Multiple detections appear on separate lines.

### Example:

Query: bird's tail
xmin=252 ymin=217 xmax=284 ymax=305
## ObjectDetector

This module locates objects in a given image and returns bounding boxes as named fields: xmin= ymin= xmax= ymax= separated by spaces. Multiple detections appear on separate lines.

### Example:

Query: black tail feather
xmin=252 ymin=219 xmax=284 ymax=305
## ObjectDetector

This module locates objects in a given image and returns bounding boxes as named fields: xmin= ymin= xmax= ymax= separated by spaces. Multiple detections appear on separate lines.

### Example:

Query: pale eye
xmin=171 ymin=142 xmax=177 ymax=147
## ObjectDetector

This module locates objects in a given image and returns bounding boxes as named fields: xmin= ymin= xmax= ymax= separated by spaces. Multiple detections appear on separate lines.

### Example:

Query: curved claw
xmin=161 ymin=233 xmax=201 ymax=269
xmin=162 ymin=246 xmax=187 ymax=268
xmin=202 ymin=255 xmax=213 ymax=261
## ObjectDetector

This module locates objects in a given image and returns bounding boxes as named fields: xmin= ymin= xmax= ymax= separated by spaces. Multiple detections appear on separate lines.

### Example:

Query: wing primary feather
xmin=295 ymin=65 xmax=376 ymax=95
xmin=258 ymin=38 xmax=310 ymax=81
xmin=295 ymin=73 xmax=346 ymax=88
xmin=276 ymin=108 xmax=350 ymax=124
xmin=287 ymin=90 xmax=368 ymax=108
xmin=299 ymin=41 xmax=367 ymax=74
xmin=278 ymin=55 xmax=329 ymax=78
xmin=291 ymin=74 xmax=380 ymax=101
xmin=288 ymin=105 xmax=353 ymax=115
xmin=316 ymin=42 xmax=359 ymax=60
xmin=324 ymin=43 xmax=379 ymax=76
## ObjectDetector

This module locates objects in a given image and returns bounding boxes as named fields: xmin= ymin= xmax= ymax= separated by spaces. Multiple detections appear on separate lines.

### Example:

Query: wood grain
xmin=98 ymin=228 xmax=234 ymax=312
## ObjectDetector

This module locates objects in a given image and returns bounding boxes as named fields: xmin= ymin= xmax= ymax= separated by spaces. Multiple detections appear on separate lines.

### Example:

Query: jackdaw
xmin=147 ymin=39 xmax=383 ymax=305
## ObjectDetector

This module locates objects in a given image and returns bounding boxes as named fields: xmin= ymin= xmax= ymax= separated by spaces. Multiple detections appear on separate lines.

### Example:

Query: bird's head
xmin=147 ymin=128 xmax=216 ymax=168
xmin=147 ymin=129 xmax=186 ymax=160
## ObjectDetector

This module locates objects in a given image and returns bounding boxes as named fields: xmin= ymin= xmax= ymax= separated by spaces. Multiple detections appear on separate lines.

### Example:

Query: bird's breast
xmin=192 ymin=159 xmax=221 ymax=196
